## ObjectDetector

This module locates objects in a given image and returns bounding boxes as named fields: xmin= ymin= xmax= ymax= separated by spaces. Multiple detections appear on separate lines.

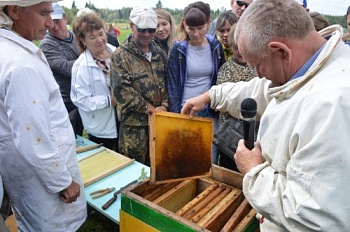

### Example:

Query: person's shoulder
xmin=206 ymin=34 xmax=221 ymax=46
xmin=39 ymin=33 xmax=66 ymax=49
xmin=39 ymin=33 xmax=54 ymax=46
xmin=106 ymin=43 xmax=117 ymax=53
xmin=152 ymin=41 xmax=165 ymax=53
xmin=172 ymin=40 xmax=187 ymax=51
xmin=73 ymin=52 xmax=87 ymax=66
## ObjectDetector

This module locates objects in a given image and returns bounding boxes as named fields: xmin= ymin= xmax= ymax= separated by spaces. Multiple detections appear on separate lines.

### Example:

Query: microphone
xmin=241 ymin=98 xmax=257 ymax=150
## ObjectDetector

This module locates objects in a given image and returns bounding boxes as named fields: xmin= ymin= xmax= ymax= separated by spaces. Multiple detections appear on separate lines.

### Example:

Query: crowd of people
xmin=1 ymin=0 xmax=350 ymax=230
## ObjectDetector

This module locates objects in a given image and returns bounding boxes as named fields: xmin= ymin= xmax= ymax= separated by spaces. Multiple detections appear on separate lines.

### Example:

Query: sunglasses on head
xmin=236 ymin=0 xmax=250 ymax=8
xmin=137 ymin=27 xmax=156 ymax=33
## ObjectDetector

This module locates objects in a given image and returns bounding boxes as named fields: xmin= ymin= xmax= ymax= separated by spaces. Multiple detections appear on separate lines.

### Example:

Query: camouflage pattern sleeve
xmin=110 ymin=41 xmax=168 ymax=127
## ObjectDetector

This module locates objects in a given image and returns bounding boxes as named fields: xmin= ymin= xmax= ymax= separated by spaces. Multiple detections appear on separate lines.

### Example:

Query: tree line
xmin=62 ymin=0 xmax=347 ymax=29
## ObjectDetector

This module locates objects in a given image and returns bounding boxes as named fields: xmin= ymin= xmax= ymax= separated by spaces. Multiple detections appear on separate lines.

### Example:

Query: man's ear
xmin=268 ymin=41 xmax=291 ymax=62
xmin=6 ymin=5 xmax=20 ymax=20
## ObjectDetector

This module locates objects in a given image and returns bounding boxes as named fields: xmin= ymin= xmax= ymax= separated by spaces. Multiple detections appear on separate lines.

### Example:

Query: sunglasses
xmin=236 ymin=0 xmax=250 ymax=8
xmin=137 ymin=27 xmax=156 ymax=33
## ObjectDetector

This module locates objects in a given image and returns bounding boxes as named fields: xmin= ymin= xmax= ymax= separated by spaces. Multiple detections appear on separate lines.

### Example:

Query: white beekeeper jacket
xmin=71 ymin=43 xmax=117 ymax=139
xmin=0 ymin=28 xmax=87 ymax=231
xmin=209 ymin=25 xmax=350 ymax=231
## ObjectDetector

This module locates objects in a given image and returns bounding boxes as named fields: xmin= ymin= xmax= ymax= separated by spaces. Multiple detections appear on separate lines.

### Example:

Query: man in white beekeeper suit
xmin=182 ymin=0 xmax=350 ymax=230
xmin=0 ymin=0 xmax=87 ymax=231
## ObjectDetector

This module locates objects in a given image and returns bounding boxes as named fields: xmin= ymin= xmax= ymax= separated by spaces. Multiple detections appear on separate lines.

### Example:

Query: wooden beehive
xmin=120 ymin=165 xmax=258 ymax=232
xmin=120 ymin=112 xmax=258 ymax=232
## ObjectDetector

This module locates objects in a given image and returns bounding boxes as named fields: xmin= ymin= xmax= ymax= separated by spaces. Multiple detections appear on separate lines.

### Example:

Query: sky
xmin=59 ymin=0 xmax=349 ymax=16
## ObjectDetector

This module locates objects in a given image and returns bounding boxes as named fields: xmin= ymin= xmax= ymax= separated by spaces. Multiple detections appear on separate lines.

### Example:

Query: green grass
xmin=115 ymin=23 xmax=131 ymax=44
xmin=78 ymin=205 xmax=119 ymax=232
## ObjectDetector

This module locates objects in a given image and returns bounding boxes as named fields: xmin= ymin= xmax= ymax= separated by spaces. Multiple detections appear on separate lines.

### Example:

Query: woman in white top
xmin=71 ymin=12 xmax=118 ymax=151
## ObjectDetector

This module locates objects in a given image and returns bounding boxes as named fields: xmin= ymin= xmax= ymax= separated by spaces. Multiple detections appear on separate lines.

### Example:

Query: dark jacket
xmin=39 ymin=31 xmax=80 ymax=103
xmin=167 ymin=34 xmax=226 ymax=114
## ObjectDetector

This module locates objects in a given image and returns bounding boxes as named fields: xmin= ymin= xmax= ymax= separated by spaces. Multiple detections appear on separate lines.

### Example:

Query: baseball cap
xmin=130 ymin=6 xmax=157 ymax=29
xmin=51 ymin=3 xmax=64 ymax=20
xmin=295 ymin=0 xmax=307 ymax=8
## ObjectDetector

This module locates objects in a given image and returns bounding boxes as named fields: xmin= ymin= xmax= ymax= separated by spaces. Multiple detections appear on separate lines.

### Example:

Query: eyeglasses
xmin=137 ymin=27 xmax=156 ymax=33
xmin=236 ymin=0 xmax=250 ymax=8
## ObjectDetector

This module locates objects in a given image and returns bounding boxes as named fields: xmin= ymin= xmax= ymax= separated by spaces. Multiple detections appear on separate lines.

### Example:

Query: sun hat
xmin=129 ymin=6 xmax=157 ymax=29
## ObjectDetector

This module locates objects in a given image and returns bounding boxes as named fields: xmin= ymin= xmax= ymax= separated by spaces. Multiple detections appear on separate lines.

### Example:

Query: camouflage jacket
xmin=111 ymin=35 xmax=168 ymax=127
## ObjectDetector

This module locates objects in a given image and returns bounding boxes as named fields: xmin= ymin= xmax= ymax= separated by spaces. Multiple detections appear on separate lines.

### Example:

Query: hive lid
xmin=149 ymin=111 xmax=213 ymax=184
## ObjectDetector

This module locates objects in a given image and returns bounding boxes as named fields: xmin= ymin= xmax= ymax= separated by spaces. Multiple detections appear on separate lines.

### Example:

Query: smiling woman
xmin=70 ymin=11 xmax=119 ymax=152
xmin=154 ymin=8 xmax=176 ymax=56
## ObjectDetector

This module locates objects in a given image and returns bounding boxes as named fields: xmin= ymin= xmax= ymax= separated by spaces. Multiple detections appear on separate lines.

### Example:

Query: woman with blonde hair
xmin=154 ymin=9 xmax=176 ymax=55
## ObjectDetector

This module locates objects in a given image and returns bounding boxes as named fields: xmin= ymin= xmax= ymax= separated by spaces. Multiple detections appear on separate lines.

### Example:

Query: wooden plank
xmin=122 ymin=166 xmax=257 ymax=232
xmin=220 ymin=199 xmax=252 ymax=232
xmin=76 ymin=143 xmax=103 ymax=153
xmin=176 ymin=183 xmax=218 ymax=217
xmin=121 ymin=194 xmax=210 ymax=232
xmin=233 ymin=209 xmax=257 ymax=232
xmin=190 ymin=187 xmax=232 ymax=223
xmin=156 ymin=179 xmax=197 ymax=212
xmin=203 ymin=189 xmax=244 ymax=232
xmin=131 ymin=179 xmax=165 ymax=197
xmin=78 ymin=148 xmax=106 ymax=162
xmin=183 ymin=185 xmax=226 ymax=220
xmin=78 ymin=148 xmax=134 ymax=187
xmin=211 ymin=165 xmax=243 ymax=189
xmin=144 ymin=182 xmax=182 ymax=202
xmin=153 ymin=179 xmax=195 ymax=205
xmin=197 ymin=188 xmax=242 ymax=230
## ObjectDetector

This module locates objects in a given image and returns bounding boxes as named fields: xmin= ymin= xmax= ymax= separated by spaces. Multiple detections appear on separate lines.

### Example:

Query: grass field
xmin=114 ymin=23 xmax=132 ymax=44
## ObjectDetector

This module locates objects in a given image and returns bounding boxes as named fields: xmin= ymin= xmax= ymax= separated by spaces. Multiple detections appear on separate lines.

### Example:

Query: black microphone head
xmin=241 ymin=98 xmax=257 ymax=118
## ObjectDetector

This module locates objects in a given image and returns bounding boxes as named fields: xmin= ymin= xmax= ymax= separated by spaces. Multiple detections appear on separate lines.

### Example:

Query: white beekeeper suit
xmin=0 ymin=0 xmax=87 ymax=231
xmin=209 ymin=25 xmax=350 ymax=231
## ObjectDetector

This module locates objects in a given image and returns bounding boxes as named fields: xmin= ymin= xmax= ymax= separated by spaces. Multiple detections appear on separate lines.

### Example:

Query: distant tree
xmin=71 ymin=0 xmax=76 ymax=9
xmin=324 ymin=14 xmax=346 ymax=28
xmin=85 ymin=1 xmax=97 ymax=12
xmin=156 ymin=0 xmax=163 ymax=9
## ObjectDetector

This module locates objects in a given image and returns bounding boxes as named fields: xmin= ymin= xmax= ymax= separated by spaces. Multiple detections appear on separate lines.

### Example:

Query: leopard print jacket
xmin=217 ymin=57 xmax=256 ymax=124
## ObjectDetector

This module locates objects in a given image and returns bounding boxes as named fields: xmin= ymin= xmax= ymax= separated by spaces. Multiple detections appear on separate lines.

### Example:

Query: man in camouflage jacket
xmin=111 ymin=7 xmax=168 ymax=165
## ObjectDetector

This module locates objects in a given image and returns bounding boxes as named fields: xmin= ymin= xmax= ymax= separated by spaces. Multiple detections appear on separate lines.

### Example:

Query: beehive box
xmin=120 ymin=112 xmax=259 ymax=231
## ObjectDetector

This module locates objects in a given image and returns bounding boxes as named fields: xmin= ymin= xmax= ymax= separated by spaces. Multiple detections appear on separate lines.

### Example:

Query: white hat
xmin=0 ymin=0 xmax=60 ymax=7
xmin=130 ymin=6 xmax=157 ymax=29
xmin=76 ymin=7 xmax=94 ymax=17
xmin=51 ymin=3 xmax=64 ymax=20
